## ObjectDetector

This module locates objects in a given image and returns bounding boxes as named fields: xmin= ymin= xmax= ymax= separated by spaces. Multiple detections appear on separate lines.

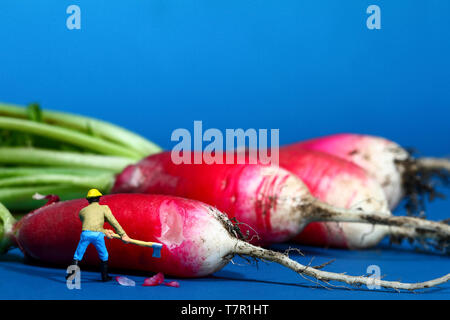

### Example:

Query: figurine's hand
xmin=104 ymin=229 xmax=115 ymax=239
xmin=121 ymin=234 xmax=131 ymax=244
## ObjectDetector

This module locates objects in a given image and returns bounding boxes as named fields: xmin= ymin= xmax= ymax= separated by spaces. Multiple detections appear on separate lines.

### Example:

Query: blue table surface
xmin=1 ymin=199 xmax=449 ymax=300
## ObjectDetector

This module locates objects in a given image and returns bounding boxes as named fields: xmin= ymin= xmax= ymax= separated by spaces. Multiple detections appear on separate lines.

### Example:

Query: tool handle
xmin=110 ymin=233 xmax=161 ymax=248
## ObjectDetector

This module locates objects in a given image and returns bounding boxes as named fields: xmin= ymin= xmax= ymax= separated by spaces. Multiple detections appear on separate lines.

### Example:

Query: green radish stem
xmin=0 ymin=167 xmax=116 ymax=208
xmin=0 ymin=173 xmax=113 ymax=190
xmin=0 ymin=148 xmax=122 ymax=210
xmin=0 ymin=102 xmax=162 ymax=210
xmin=0 ymin=183 xmax=113 ymax=211
xmin=0 ymin=202 xmax=16 ymax=254
xmin=0 ymin=116 xmax=142 ymax=159
xmin=0 ymin=102 xmax=162 ymax=156
xmin=0 ymin=148 xmax=134 ymax=171
xmin=0 ymin=167 xmax=114 ymax=178
xmin=0 ymin=185 xmax=87 ymax=203
xmin=0 ymin=185 xmax=92 ymax=212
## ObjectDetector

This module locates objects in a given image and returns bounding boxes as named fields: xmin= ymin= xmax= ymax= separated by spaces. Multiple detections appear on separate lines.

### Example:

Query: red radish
xmin=292 ymin=133 xmax=450 ymax=214
xmin=0 ymin=195 xmax=448 ymax=291
xmin=112 ymin=152 xmax=450 ymax=250
xmin=278 ymin=148 xmax=390 ymax=249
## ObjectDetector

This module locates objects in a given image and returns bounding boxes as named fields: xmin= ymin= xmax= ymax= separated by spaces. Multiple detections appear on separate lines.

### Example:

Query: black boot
xmin=65 ymin=259 xmax=79 ymax=280
xmin=100 ymin=261 xmax=113 ymax=282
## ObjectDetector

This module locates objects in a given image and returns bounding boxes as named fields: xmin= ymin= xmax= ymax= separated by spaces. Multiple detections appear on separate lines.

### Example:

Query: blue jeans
xmin=73 ymin=231 xmax=109 ymax=262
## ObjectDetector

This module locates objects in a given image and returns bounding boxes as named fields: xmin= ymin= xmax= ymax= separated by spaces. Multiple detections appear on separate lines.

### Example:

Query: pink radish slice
xmin=143 ymin=272 xmax=165 ymax=286
xmin=164 ymin=281 xmax=180 ymax=288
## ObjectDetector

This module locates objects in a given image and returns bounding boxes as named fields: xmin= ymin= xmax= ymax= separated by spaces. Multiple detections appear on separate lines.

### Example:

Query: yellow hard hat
xmin=86 ymin=189 xmax=103 ymax=198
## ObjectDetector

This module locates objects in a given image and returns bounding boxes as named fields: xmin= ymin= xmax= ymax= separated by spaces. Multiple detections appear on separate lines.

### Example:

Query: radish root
xmin=307 ymin=199 xmax=450 ymax=239
xmin=217 ymin=210 xmax=450 ymax=291
xmin=398 ymin=155 xmax=450 ymax=216
xmin=292 ymin=198 xmax=450 ymax=253
xmin=388 ymin=225 xmax=449 ymax=253
xmin=416 ymin=157 xmax=450 ymax=172
xmin=234 ymin=240 xmax=450 ymax=291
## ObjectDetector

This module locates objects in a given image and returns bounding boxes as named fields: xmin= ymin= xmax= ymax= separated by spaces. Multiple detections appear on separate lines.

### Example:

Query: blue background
xmin=0 ymin=0 xmax=449 ymax=299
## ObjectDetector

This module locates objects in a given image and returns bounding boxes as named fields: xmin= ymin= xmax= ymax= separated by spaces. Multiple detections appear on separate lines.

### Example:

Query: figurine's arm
xmin=103 ymin=206 xmax=126 ymax=237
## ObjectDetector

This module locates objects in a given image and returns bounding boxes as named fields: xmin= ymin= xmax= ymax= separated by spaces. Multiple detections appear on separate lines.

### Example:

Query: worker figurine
xmin=66 ymin=189 xmax=131 ymax=282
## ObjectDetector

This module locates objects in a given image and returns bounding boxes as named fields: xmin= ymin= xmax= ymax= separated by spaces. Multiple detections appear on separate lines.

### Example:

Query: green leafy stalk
xmin=0 ymin=185 xmax=86 ymax=202
xmin=0 ymin=116 xmax=142 ymax=159
xmin=0 ymin=102 xmax=163 ymax=211
xmin=0 ymin=185 xmax=93 ymax=212
xmin=0 ymin=102 xmax=162 ymax=156
xmin=0 ymin=173 xmax=114 ymax=190
xmin=0 ymin=167 xmax=114 ymax=178
xmin=0 ymin=202 xmax=17 ymax=253
xmin=0 ymin=148 xmax=134 ymax=172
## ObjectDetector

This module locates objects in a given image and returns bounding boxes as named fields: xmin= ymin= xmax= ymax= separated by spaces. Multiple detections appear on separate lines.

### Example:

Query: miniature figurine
xmin=66 ymin=189 xmax=130 ymax=282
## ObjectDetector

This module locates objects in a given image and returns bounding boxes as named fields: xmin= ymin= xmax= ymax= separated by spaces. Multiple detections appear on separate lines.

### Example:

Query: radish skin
xmin=112 ymin=152 xmax=450 ymax=249
xmin=12 ymin=195 xmax=236 ymax=277
xmin=1 ymin=195 xmax=449 ymax=291
xmin=113 ymin=152 xmax=310 ymax=245
xmin=293 ymin=133 xmax=450 ymax=213
xmin=279 ymin=148 xmax=391 ymax=249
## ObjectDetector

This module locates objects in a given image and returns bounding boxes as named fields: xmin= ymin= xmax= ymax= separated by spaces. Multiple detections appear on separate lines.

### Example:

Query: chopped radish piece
xmin=143 ymin=272 xmax=165 ymax=286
